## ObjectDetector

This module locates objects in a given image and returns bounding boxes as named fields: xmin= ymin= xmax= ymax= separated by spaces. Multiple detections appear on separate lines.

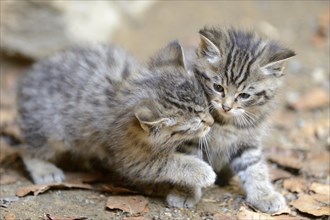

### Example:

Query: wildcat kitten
xmin=181 ymin=27 xmax=295 ymax=213
xmin=18 ymin=42 xmax=216 ymax=207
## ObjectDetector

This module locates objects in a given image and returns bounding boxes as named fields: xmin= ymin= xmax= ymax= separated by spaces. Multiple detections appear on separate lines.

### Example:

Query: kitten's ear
xmin=135 ymin=100 xmax=172 ymax=132
xmin=260 ymin=47 xmax=296 ymax=77
xmin=198 ymin=32 xmax=221 ymax=64
xmin=149 ymin=41 xmax=187 ymax=70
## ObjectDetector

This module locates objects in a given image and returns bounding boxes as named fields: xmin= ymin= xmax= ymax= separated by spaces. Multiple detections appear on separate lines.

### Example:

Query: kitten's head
xmin=194 ymin=27 xmax=295 ymax=128
xmin=135 ymin=41 xmax=214 ymax=145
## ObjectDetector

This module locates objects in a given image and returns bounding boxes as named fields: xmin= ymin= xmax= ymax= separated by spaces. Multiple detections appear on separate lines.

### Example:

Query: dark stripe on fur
xmin=233 ymin=52 xmax=249 ymax=82
xmin=230 ymin=144 xmax=258 ymax=160
xmin=231 ymin=155 xmax=261 ymax=173
xmin=224 ymin=44 xmax=235 ymax=84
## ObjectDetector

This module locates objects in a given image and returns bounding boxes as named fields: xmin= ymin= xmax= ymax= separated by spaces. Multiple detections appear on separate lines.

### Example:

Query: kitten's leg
xmin=129 ymin=153 xmax=216 ymax=208
xmin=23 ymin=157 xmax=65 ymax=184
xmin=230 ymin=146 xmax=285 ymax=213
xmin=166 ymin=185 xmax=202 ymax=208
xmin=21 ymin=140 xmax=66 ymax=184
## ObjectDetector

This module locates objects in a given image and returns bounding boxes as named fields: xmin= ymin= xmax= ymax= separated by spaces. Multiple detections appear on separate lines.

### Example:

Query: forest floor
xmin=0 ymin=1 xmax=329 ymax=220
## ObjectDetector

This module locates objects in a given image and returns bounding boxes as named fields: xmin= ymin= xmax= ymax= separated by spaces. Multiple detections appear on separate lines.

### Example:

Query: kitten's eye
xmin=213 ymin=84 xmax=224 ymax=93
xmin=239 ymin=93 xmax=251 ymax=100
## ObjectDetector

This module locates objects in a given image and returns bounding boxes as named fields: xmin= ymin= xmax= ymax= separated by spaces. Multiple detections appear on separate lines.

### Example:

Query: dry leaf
xmin=44 ymin=214 xmax=87 ymax=220
xmin=99 ymin=184 xmax=137 ymax=194
xmin=310 ymin=182 xmax=330 ymax=196
xmin=106 ymin=195 xmax=148 ymax=214
xmin=65 ymin=172 xmax=105 ymax=184
xmin=267 ymin=148 xmax=303 ymax=170
xmin=269 ymin=167 xmax=292 ymax=181
xmin=288 ymin=88 xmax=330 ymax=110
xmin=3 ymin=212 xmax=16 ymax=220
xmin=237 ymin=206 xmax=299 ymax=220
xmin=16 ymin=182 xmax=93 ymax=197
xmin=290 ymin=194 xmax=330 ymax=216
xmin=302 ymin=151 xmax=330 ymax=178
xmin=283 ymin=178 xmax=307 ymax=193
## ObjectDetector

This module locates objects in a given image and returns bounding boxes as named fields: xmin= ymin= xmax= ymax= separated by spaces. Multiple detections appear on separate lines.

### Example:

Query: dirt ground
xmin=1 ymin=1 xmax=329 ymax=220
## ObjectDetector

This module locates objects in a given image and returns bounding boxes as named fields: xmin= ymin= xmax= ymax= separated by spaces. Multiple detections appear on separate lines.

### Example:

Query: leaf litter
xmin=106 ymin=195 xmax=149 ymax=215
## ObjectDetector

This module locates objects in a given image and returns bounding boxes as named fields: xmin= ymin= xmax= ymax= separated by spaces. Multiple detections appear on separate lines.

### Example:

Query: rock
xmin=1 ymin=1 xmax=155 ymax=59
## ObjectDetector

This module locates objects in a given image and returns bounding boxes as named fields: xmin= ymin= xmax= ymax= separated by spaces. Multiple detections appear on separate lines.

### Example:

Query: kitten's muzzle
xmin=222 ymin=105 xmax=232 ymax=112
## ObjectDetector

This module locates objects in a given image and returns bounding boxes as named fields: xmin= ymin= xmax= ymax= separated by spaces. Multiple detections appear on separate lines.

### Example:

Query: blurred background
xmin=0 ymin=1 xmax=329 ymax=219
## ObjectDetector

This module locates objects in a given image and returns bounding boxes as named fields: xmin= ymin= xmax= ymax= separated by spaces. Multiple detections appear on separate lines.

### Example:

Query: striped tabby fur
xmin=181 ymin=27 xmax=295 ymax=213
xmin=18 ymin=42 xmax=216 ymax=208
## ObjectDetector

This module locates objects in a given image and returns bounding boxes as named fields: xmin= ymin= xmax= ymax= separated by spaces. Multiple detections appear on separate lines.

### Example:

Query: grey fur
xmin=18 ymin=42 xmax=216 ymax=207
xmin=181 ymin=27 xmax=295 ymax=213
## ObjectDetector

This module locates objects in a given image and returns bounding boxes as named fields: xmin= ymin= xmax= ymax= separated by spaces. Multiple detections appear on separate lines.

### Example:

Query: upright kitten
xmin=18 ymin=42 xmax=216 ymax=207
xmin=182 ymin=27 xmax=295 ymax=213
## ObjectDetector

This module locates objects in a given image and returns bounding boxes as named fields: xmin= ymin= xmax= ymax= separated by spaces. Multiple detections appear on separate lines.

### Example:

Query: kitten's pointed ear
xmin=135 ymin=100 xmax=172 ymax=132
xmin=260 ymin=48 xmax=296 ymax=77
xmin=198 ymin=32 xmax=221 ymax=64
xmin=149 ymin=41 xmax=187 ymax=70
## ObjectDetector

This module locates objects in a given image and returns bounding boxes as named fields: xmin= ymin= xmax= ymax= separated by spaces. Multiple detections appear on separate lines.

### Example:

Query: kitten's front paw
xmin=247 ymin=191 xmax=286 ymax=213
xmin=166 ymin=186 xmax=201 ymax=208
xmin=24 ymin=158 xmax=65 ymax=184
xmin=190 ymin=160 xmax=216 ymax=187
xmin=30 ymin=165 xmax=65 ymax=185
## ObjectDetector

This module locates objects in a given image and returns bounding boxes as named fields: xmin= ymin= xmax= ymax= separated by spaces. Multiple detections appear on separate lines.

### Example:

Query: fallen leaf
xmin=44 ymin=214 xmax=87 ymax=220
xmin=3 ymin=212 xmax=16 ymax=220
xmin=302 ymin=151 xmax=330 ymax=178
xmin=99 ymin=184 xmax=137 ymax=194
xmin=65 ymin=172 xmax=105 ymax=184
xmin=271 ymin=206 xmax=292 ymax=216
xmin=288 ymin=88 xmax=330 ymax=110
xmin=237 ymin=206 xmax=299 ymax=220
xmin=290 ymin=194 xmax=330 ymax=217
xmin=283 ymin=178 xmax=307 ymax=193
xmin=267 ymin=148 xmax=303 ymax=170
xmin=310 ymin=182 xmax=330 ymax=196
xmin=16 ymin=182 xmax=93 ymax=197
xmin=269 ymin=166 xmax=292 ymax=181
xmin=106 ymin=195 xmax=148 ymax=214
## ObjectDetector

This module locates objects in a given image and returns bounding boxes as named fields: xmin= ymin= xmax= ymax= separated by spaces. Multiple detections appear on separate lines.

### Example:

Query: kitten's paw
xmin=247 ymin=191 xmax=286 ymax=213
xmin=23 ymin=158 xmax=65 ymax=184
xmin=191 ymin=160 xmax=216 ymax=187
xmin=166 ymin=187 xmax=201 ymax=208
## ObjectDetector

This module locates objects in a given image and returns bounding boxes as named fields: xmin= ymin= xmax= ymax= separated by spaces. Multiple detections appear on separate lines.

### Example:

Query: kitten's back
xmin=18 ymin=44 xmax=141 ymax=148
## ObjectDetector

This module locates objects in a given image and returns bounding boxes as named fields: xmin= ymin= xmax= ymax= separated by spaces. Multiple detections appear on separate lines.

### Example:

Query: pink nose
xmin=222 ymin=105 xmax=232 ymax=112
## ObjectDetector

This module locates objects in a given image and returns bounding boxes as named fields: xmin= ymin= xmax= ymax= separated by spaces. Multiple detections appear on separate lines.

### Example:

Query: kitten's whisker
xmin=202 ymin=136 xmax=212 ymax=166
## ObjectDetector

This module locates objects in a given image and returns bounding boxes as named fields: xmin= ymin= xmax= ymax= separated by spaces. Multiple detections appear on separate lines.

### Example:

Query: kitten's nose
xmin=202 ymin=115 xmax=214 ymax=127
xmin=222 ymin=105 xmax=232 ymax=112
